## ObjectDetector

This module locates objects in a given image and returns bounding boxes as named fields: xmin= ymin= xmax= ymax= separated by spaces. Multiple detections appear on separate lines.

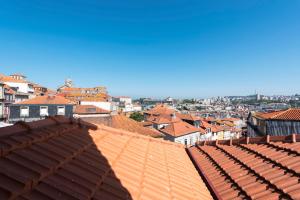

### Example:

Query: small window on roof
xmin=86 ymin=108 xmax=96 ymax=113
xmin=57 ymin=106 xmax=65 ymax=115
xmin=20 ymin=106 xmax=29 ymax=117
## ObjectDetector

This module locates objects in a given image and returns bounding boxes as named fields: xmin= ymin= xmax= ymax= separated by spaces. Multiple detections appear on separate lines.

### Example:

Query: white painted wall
xmin=4 ymin=82 xmax=34 ymax=94
xmin=0 ymin=85 xmax=3 ymax=99
xmin=73 ymin=113 xmax=111 ymax=118
xmin=174 ymin=132 xmax=200 ymax=146
xmin=200 ymin=132 xmax=218 ymax=141
xmin=0 ymin=103 xmax=3 ymax=118
xmin=133 ymin=105 xmax=142 ymax=112
xmin=119 ymin=97 xmax=132 ymax=104
xmin=80 ymin=101 xmax=112 ymax=111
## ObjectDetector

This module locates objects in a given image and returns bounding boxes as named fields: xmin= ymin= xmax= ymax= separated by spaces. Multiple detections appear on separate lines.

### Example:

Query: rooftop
xmin=144 ymin=104 xmax=175 ymax=116
xmin=83 ymin=115 xmax=163 ymax=138
xmin=0 ymin=73 xmax=28 ymax=84
xmin=160 ymin=120 xmax=203 ymax=137
xmin=0 ymin=116 xmax=212 ymax=200
xmin=14 ymin=95 xmax=74 ymax=105
xmin=255 ymin=108 xmax=300 ymax=121
xmin=74 ymin=105 xmax=110 ymax=114
xmin=146 ymin=114 xmax=181 ymax=125
xmin=188 ymin=134 xmax=300 ymax=200
xmin=177 ymin=113 xmax=201 ymax=122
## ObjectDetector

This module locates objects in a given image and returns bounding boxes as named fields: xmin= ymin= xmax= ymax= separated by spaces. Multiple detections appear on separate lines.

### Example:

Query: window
xmin=57 ymin=106 xmax=65 ymax=115
xmin=40 ymin=106 xmax=48 ymax=116
xmin=184 ymin=139 xmax=188 ymax=146
xmin=86 ymin=108 xmax=96 ymax=113
xmin=20 ymin=106 xmax=29 ymax=117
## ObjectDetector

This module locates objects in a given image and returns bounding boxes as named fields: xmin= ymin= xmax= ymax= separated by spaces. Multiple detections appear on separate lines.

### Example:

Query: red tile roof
xmin=147 ymin=114 xmax=182 ymax=125
xmin=0 ymin=73 xmax=28 ymax=83
xmin=200 ymin=120 xmax=224 ymax=133
xmin=205 ymin=117 xmax=216 ymax=122
xmin=3 ymin=84 xmax=15 ymax=95
xmin=0 ymin=116 xmax=212 ymax=200
xmin=74 ymin=105 xmax=110 ymax=114
xmin=177 ymin=113 xmax=201 ymax=122
xmin=144 ymin=104 xmax=175 ymax=115
xmin=222 ymin=117 xmax=241 ymax=122
xmin=256 ymin=108 xmax=300 ymax=121
xmin=139 ymin=121 xmax=153 ymax=127
xmin=160 ymin=120 xmax=201 ymax=137
xmin=217 ymin=120 xmax=235 ymax=127
xmin=188 ymin=134 xmax=300 ymax=200
xmin=15 ymin=95 xmax=74 ymax=105
xmin=82 ymin=115 xmax=163 ymax=138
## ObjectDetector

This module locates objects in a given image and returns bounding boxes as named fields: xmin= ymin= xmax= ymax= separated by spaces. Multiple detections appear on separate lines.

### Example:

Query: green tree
xmin=130 ymin=112 xmax=144 ymax=122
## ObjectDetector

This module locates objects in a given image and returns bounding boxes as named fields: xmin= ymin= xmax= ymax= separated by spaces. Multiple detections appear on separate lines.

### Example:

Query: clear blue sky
xmin=0 ymin=0 xmax=299 ymax=98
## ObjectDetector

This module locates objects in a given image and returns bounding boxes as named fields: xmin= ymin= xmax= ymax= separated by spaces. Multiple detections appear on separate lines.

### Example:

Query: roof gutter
xmin=186 ymin=148 xmax=223 ymax=200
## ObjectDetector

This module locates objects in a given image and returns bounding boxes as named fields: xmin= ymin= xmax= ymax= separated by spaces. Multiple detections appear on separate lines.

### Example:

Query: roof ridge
xmin=271 ymin=108 xmax=291 ymax=119
xmin=97 ymin=124 xmax=184 ymax=148
xmin=0 ymin=116 xmax=97 ymax=139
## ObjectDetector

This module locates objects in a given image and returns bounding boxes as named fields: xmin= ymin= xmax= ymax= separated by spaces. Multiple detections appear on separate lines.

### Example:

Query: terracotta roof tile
xmin=188 ymin=134 xmax=300 ymax=200
xmin=160 ymin=121 xmax=200 ymax=137
xmin=0 ymin=74 xmax=28 ymax=83
xmin=81 ymin=115 xmax=163 ymax=138
xmin=199 ymin=120 xmax=224 ymax=133
xmin=256 ymin=108 xmax=300 ymax=121
xmin=146 ymin=114 xmax=181 ymax=125
xmin=222 ymin=117 xmax=241 ymax=122
xmin=74 ymin=105 xmax=110 ymax=114
xmin=177 ymin=113 xmax=201 ymax=122
xmin=0 ymin=116 xmax=212 ymax=200
xmin=15 ymin=95 xmax=74 ymax=105
xmin=144 ymin=104 xmax=175 ymax=116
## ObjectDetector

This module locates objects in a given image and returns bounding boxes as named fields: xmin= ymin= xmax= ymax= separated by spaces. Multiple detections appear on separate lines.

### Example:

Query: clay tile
xmin=25 ymin=119 xmax=57 ymax=130
xmin=14 ymin=121 xmax=32 ymax=131
xmin=0 ymin=124 xmax=28 ymax=138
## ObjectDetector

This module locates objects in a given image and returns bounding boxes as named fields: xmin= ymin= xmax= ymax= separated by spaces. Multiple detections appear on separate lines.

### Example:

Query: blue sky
xmin=0 ymin=0 xmax=299 ymax=98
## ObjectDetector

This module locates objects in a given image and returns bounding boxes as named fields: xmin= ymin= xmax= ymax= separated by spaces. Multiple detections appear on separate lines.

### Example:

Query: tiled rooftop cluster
xmin=83 ymin=115 xmax=162 ymax=138
xmin=256 ymin=108 xmax=300 ymax=120
xmin=16 ymin=95 xmax=74 ymax=105
xmin=0 ymin=116 xmax=212 ymax=200
xmin=74 ymin=105 xmax=110 ymax=114
xmin=188 ymin=134 xmax=300 ymax=200
xmin=160 ymin=120 xmax=202 ymax=137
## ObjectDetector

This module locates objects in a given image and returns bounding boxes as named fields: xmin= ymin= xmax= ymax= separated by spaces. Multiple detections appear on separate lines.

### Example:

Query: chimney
xmin=47 ymin=94 xmax=55 ymax=100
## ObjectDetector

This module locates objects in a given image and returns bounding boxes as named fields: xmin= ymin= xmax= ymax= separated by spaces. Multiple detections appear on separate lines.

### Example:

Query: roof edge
xmin=196 ymin=134 xmax=299 ymax=146
xmin=0 ymin=116 xmax=98 ymax=138
xmin=186 ymin=148 xmax=223 ymax=200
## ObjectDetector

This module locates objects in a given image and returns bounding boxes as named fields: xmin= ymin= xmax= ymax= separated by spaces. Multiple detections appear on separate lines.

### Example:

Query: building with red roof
xmin=8 ymin=95 xmax=74 ymax=123
xmin=161 ymin=120 xmax=204 ymax=146
xmin=74 ymin=105 xmax=111 ymax=118
xmin=248 ymin=108 xmax=300 ymax=137
xmin=0 ymin=116 xmax=213 ymax=200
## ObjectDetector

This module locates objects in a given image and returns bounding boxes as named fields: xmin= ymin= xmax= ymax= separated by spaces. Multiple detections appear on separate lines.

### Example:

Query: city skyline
xmin=1 ymin=0 xmax=300 ymax=98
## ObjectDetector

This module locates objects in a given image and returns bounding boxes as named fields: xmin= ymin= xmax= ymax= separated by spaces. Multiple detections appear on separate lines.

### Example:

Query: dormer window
xmin=206 ymin=128 xmax=211 ymax=133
